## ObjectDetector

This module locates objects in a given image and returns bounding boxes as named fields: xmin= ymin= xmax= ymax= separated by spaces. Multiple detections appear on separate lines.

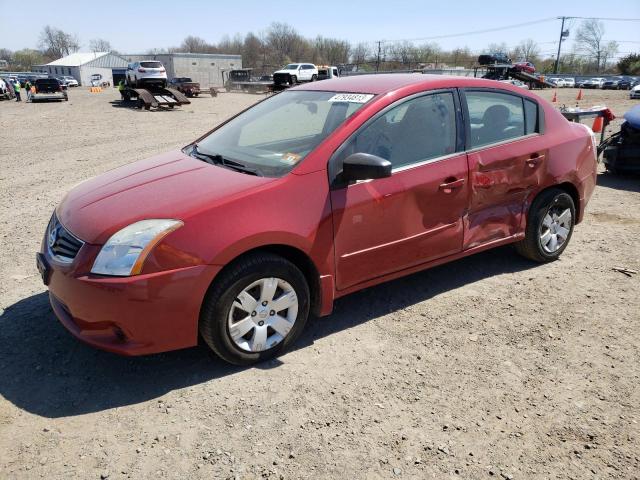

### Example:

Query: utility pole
xmin=376 ymin=41 xmax=382 ymax=72
xmin=554 ymin=16 xmax=571 ymax=74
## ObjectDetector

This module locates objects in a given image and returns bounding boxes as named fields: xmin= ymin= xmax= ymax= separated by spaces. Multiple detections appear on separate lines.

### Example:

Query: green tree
xmin=617 ymin=53 xmax=640 ymax=75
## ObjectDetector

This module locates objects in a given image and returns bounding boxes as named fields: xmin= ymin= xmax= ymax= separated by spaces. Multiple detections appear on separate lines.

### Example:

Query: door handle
xmin=439 ymin=178 xmax=465 ymax=193
xmin=526 ymin=154 xmax=545 ymax=167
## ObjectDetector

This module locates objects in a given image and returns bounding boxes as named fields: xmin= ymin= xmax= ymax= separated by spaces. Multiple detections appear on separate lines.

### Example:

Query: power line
xmin=371 ymin=17 xmax=557 ymax=44
xmin=371 ymin=16 xmax=640 ymax=45
xmin=560 ymin=16 xmax=640 ymax=21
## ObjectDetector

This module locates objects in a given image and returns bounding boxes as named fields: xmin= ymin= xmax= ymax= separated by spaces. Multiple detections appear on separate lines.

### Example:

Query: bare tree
xmin=89 ymin=38 xmax=112 ymax=53
xmin=486 ymin=42 xmax=509 ymax=54
xmin=179 ymin=35 xmax=213 ymax=53
xmin=513 ymin=39 xmax=540 ymax=62
xmin=313 ymin=36 xmax=350 ymax=65
xmin=266 ymin=22 xmax=306 ymax=65
xmin=39 ymin=25 xmax=80 ymax=58
xmin=218 ymin=34 xmax=244 ymax=55
xmin=0 ymin=48 xmax=13 ymax=63
xmin=575 ymin=19 xmax=607 ymax=72
xmin=243 ymin=32 xmax=263 ymax=69
xmin=351 ymin=42 xmax=369 ymax=67
xmin=600 ymin=41 xmax=619 ymax=71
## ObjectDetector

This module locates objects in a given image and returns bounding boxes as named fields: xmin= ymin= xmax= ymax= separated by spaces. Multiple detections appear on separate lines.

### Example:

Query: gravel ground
xmin=0 ymin=85 xmax=639 ymax=479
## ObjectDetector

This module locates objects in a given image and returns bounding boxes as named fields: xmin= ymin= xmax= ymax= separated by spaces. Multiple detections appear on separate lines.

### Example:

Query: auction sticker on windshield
xmin=328 ymin=93 xmax=374 ymax=103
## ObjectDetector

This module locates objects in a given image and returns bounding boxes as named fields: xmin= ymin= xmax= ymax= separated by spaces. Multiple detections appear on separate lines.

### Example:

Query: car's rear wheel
xmin=311 ymin=74 xmax=317 ymax=81
xmin=200 ymin=253 xmax=310 ymax=365
xmin=515 ymin=188 xmax=575 ymax=262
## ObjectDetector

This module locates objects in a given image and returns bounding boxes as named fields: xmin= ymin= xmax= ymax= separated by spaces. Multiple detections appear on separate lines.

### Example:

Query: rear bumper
xmin=46 ymin=257 xmax=221 ymax=355
xmin=32 ymin=92 xmax=67 ymax=101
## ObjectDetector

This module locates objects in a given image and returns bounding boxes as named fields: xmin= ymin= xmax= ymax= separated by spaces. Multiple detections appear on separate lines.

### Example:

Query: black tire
xmin=290 ymin=75 xmax=297 ymax=85
xmin=515 ymin=188 xmax=576 ymax=263
xmin=311 ymin=74 xmax=317 ymax=82
xmin=199 ymin=253 xmax=310 ymax=365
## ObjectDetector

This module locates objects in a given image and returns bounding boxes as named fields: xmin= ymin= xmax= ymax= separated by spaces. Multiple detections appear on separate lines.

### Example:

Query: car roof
xmin=294 ymin=73 xmax=525 ymax=95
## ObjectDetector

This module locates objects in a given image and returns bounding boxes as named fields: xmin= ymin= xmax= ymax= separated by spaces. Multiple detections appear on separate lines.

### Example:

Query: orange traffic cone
xmin=592 ymin=116 xmax=603 ymax=133
xmin=552 ymin=90 xmax=557 ymax=103
xmin=576 ymin=89 xmax=583 ymax=101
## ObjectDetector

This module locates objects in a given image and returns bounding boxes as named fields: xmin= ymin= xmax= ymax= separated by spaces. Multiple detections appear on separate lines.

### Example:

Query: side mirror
xmin=342 ymin=153 xmax=392 ymax=182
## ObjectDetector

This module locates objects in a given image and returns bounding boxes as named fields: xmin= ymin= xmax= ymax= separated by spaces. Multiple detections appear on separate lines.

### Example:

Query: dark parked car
xmin=478 ymin=53 xmax=512 ymax=65
xmin=31 ymin=78 xmax=68 ymax=102
xmin=602 ymin=78 xmax=622 ymax=90
xmin=169 ymin=77 xmax=201 ymax=97
xmin=618 ymin=78 xmax=632 ymax=90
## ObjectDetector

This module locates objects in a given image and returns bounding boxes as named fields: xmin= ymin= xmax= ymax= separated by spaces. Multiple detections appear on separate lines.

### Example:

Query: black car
xmin=618 ymin=78 xmax=632 ymax=90
xmin=31 ymin=78 xmax=68 ymax=102
xmin=602 ymin=78 xmax=622 ymax=90
xmin=478 ymin=53 xmax=512 ymax=65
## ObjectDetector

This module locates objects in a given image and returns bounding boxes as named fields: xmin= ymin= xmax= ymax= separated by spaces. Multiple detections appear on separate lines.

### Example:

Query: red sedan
xmin=38 ymin=74 xmax=597 ymax=365
xmin=513 ymin=62 xmax=536 ymax=74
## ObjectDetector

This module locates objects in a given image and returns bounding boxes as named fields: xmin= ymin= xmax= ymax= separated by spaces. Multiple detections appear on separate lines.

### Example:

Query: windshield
xmin=284 ymin=64 xmax=299 ymax=70
xmin=140 ymin=61 xmax=162 ymax=68
xmin=190 ymin=90 xmax=373 ymax=177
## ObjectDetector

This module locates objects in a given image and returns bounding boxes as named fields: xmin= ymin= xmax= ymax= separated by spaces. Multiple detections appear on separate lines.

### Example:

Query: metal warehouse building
xmin=33 ymin=52 xmax=129 ymax=86
xmin=121 ymin=53 xmax=242 ymax=88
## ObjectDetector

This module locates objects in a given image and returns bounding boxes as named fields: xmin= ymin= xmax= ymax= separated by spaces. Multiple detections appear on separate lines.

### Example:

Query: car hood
xmin=273 ymin=69 xmax=297 ymax=75
xmin=57 ymin=150 xmax=275 ymax=244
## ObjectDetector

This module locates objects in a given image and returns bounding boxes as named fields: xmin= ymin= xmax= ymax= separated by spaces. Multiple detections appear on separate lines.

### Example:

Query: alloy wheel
xmin=539 ymin=207 xmax=572 ymax=254
xmin=227 ymin=277 xmax=298 ymax=352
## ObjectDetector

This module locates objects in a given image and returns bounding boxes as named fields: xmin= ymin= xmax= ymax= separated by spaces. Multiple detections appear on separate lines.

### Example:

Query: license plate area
xmin=36 ymin=253 xmax=51 ymax=285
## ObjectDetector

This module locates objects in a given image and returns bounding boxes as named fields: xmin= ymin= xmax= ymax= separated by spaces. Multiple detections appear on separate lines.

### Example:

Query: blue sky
xmin=1 ymin=0 xmax=638 ymax=59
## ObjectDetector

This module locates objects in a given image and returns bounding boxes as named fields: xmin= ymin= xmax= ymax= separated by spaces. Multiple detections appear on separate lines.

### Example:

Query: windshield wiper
xmin=191 ymin=144 xmax=261 ymax=176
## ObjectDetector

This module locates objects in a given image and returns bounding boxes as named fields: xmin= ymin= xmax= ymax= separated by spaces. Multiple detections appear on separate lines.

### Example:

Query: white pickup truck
xmin=273 ymin=63 xmax=318 ymax=87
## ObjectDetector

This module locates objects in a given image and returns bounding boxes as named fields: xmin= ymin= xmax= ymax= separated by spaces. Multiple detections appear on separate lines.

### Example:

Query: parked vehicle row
xmin=499 ymin=79 xmax=529 ymax=89
xmin=547 ymin=78 xmax=576 ymax=88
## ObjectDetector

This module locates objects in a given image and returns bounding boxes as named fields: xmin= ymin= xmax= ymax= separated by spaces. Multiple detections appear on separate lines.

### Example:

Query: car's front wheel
xmin=200 ymin=253 xmax=310 ymax=365
xmin=515 ymin=188 xmax=575 ymax=262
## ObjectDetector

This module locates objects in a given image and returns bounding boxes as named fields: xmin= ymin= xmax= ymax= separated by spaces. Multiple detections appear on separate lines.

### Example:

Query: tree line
xmin=1 ymin=20 xmax=637 ymax=75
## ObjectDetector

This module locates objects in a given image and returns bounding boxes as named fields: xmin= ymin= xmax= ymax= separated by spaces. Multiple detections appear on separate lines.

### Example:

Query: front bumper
xmin=42 ymin=246 xmax=221 ymax=355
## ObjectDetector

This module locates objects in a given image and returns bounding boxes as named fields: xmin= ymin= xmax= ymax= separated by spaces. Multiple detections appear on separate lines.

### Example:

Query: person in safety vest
xmin=118 ymin=79 xmax=126 ymax=100
xmin=13 ymin=80 xmax=21 ymax=102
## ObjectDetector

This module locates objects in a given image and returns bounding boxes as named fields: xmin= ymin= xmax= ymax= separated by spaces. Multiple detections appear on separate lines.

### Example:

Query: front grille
xmin=273 ymin=73 xmax=292 ymax=86
xmin=46 ymin=214 xmax=84 ymax=262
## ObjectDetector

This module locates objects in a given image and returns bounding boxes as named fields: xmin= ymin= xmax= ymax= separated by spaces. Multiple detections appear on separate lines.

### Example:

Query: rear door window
xmin=464 ymin=91 xmax=526 ymax=148
xmin=524 ymin=99 xmax=539 ymax=135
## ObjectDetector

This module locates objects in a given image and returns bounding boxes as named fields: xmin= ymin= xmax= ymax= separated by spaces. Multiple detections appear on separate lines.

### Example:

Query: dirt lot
xmin=0 ymin=85 xmax=638 ymax=480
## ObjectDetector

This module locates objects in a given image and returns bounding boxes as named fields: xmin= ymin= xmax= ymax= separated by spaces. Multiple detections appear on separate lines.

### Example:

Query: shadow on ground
xmin=109 ymin=100 xmax=182 ymax=111
xmin=597 ymin=171 xmax=640 ymax=193
xmin=0 ymin=246 xmax=534 ymax=418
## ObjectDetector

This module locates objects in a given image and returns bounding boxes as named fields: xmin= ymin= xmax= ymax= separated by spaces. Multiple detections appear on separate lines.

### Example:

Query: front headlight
xmin=91 ymin=219 xmax=183 ymax=276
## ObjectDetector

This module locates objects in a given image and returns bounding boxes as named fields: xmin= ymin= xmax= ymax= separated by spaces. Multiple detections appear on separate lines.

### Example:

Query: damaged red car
xmin=38 ymin=74 xmax=597 ymax=365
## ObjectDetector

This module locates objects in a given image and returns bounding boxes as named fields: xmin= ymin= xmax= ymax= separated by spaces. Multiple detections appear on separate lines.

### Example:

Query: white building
xmin=33 ymin=52 xmax=129 ymax=86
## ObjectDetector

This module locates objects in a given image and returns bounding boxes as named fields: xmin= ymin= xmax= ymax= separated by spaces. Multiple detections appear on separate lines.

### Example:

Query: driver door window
xmin=336 ymin=92 xmax=457 ymax=171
